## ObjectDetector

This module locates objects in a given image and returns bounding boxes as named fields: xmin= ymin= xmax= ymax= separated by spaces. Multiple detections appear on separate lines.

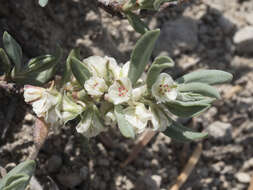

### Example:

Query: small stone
xmin=151 ymin=175 xmax=162 ymax=188
xmin=218 ymin=15 xmax=234 ymax=34
xmin=235 ymin=172 xmax=251 ymax=183
xmin=233 ymin=26 xmax=253 ymax=54
xmin=57 ymin=172 xmax=83 ymax=188
xmin=47 ymin=155 xmax=62 ymax=173
xmin=135 ymin=174 xmax=159 ymax=190
xmin=245 ymin=13 xmax=253 ymax=25
xmin=98 ymin=158 xmax=110 ymax=167
xmin=5 ymin=163 xmax=16 ymax=171
xmin=206 ymin=121 xmax=232 ymax=142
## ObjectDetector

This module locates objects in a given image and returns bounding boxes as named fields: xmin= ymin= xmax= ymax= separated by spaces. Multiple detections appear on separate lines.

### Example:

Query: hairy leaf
xmin=126 ymin=12 xmax=149 ymax=34
xmin=0 ymin=48 xmax=12 ymax=75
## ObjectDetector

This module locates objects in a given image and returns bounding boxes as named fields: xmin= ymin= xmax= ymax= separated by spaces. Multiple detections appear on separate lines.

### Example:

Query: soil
xmin=0 ymin=0 xmax=253 ymax=189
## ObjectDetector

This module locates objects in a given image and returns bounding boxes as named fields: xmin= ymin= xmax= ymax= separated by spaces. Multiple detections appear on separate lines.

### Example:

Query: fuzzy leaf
xmin=0 ymin=48 xmax=12 ymax=74
xmin=178 ymin=82 xmax=220 ymax=99
xmin=38 ymin=0 xmax=49 ymax=7
xmin=146 ymin=56 xmax=174 ymax=90
xmin=70 ymin=57 xmax=91 ymax=87
xmin=126 ymin=12 xmax=149 ymax=34
xmin=128 ymin=29 xmax=160 ymax=85
xmin=176 ymin=70 xmax=233 ymax=85
xmin=0 ymin=160 xmax=36 ymax=190
xmin=163 ymin=120 xmax=208 ymax=142
xmin=114 ymin=105 xmax=135 ymax=139
xmin=3 ymin=32 xmax=22 ymax=71
xmin=165 ymin=100 xmax=211 ymax=117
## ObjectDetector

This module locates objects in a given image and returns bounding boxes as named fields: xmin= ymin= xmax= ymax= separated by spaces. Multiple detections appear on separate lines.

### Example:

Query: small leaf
xmin=114 ymin=105 xmax=135 ymax=139
xmin=146 ymin=56 xmax=174 ymax=90
xmin=153 ymin=0 xmax=167 ymax=10
xmin=0 ymin=48 xmax=12 ymax=75
xmin=4 ymin=174 xmax=29 ymax=190
xmin=178 ymin=82 xmax=220 ymax=99
xmin=165 ymin=100 xmax=211 ymax=118
xmin=126 ymin=12 xmax=149 ymax=34
xmin=3 ymin=32 xmax=22 ymax=71
xmin=163 ymin=119 xmax=208 ymax=142
xmin=70 ymin=57 xmax=91 ymax=87
xmin=176 ymin=70 xmax=233 ymax=85
xmin=0 ymin=160 xmax=36 ymax=190
xmin=128 ymin=29 xmax=160 ymax=85
xmin=38 ymin=0 xmax=49 ymax=7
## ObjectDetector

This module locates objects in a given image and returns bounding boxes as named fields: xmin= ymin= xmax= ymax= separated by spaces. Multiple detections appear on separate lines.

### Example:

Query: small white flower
xmin=45 ymin=107 xmax=61 ymax=127
xmin=151 ymin=73 xmax=177 ymax=103
xmin=119 ymin=61 xmax=130 ymax=78
xmin=84 ymin=76 xmax=108 ymax=97
xmin=56 ymin=94 xmax=85 ymax=124
xmin=24 ymin=85 xmax=60 ymax=118
xmin=132 ymin=85 xmax=147 ymax=102
xmin=150 ymin=107 xmax=171 ymax=132
xmin=124 ymin=103 xmax=152 ymax=134
xmin=76 ymin=111 xmax=106 ymax=138
xmin=104 ymin=111 xmax=117 ymax=127
xmin=106 ymin=77 xmax=132 ymax=105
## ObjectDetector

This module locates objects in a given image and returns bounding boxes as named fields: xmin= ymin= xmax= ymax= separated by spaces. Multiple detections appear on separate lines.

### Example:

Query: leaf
xmin=178 ymin=82 xmax=220 ymax=99
xmin=146 ymin=56 xmax=174 ymax=90
xmin=38 ymin=0 xmax=49 ymax=7
xmin=114 ymin=105 xmax=135 ymax=139
xmin=128 ymin=29 xmax=160 ymax=85
xmin=165 ymin=100 xmax=211 ymax=118
xmin=0 ymin=48 xmax=12 ymax=75
xmin=0 ymin=160 xmax=36 ymax=190
xmin=153 ymin=0 xmax=169 ymax=10
xmin=70 ymin=57 xmax=91 ymax=87
xmin=26 ymin=55 xmax=56 ymax=73
xmin=176 ymin=70 xmax=233 ymax=85
xmin=163 ymin=119 xmax=208 ymax=142
xmin=3 ymin=32 xmax=22 ymax=71
xmin=126 ymin=12 xmax=149 ymax=34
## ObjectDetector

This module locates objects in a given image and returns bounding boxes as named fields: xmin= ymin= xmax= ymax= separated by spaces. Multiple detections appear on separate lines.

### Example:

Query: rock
xmin=151 ymin=175 xmax=162 ymax=188
xmin=218 ymin=15 xmax=235 ymax=34
xmin=206 ymin=121 xmax=232 ymax=141
xmin=134 ymin=174 xmax=160 ymax=190
xmin=47 ymin=155 xmax=62 ymax=173
xmin=235 ymin=172 xmax=251 ymax=183
xmin=233 ymin=26 xmax=253 ymax=53
xmin=154 ymin=17 xmax=198 ymax=56
xmin=57 ymin=172 xmax=83 ymax=188
xmin=245 ymin=13 xmax=253 ymax=25
xmin=97 ymin=158 xmax=110 ymax=167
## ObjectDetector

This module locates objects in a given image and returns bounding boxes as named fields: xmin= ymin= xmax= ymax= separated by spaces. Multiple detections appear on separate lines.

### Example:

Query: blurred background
xmin=0 ymin=0 xmax=253 ymax=189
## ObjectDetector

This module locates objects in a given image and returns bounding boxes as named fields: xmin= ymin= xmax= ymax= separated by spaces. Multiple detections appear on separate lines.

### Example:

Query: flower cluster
xmin=24 ymin=55 xmax=180 ymax=138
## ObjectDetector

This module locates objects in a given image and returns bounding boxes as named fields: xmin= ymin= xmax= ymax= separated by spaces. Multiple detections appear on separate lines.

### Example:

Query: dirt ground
xmin=0 ymin=0 xmax=253 ymax=189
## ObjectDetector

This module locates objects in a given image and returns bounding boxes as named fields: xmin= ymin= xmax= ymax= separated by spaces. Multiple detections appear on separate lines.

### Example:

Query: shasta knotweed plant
xmin=0 ymin=30 xmax=233 ymax=142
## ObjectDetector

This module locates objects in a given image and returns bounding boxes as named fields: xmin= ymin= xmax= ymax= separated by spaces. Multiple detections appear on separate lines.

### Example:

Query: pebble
xmin=98 ymin=158 xmax=110 ymax=167
xmin=218 ymin=15 xmax=235 ymax=34
xmin=235 ymin=172 xmax=251 ymax=183
xmin=57 ymin=172 xmax=83 ymax=188
xmin=245 ymin=12 xmax=253 ymax=25
xmin=80 ymin=166 xmax=89 ymax=180
xmin=134 ymin=174 xmax=160 ymax=190
xmin=47 ymin=155 xmax=62 ymax=173
xmin=206 ymin=121 xmax=232 ymax=142
xmin=233 ymin=26 xmax=253 ymax=53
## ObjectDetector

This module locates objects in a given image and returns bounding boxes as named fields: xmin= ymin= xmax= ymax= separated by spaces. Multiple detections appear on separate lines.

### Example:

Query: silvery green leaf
xmin=178 ymin=82 xmax=220 ymax=99
xmin=163 ymin=119 xmax=208 ymax=142
xmin=26 ymin=55 xmax=56 ymax=73
xmin=128 ymin=29 xmax=160 ymax=85
xmin=146 ymin=56 xmax=174 ymax=90
xmin=0 ymin=160 xmax=36 ymax=190
xmin=165 ymin=100 xmax=211 ymax=117
xmin=70 ymin=57 xmax=91 ymax=87
xmin=126 ymin=12 xmax=149 ymax=34
xmin=62 ymin=49 xmax=80 ymax=85
xmin=3 ymin=32 xmax=22 ymax=71
xmin=122 ymin=0 xmax=138 ymax=11
xmin=0 ymin=48 xmax=12 ymax=75
xmin=176 ymin=70 xmax=233 ymax=85
xmin=114 ymin=105 xmax=135 ymax=139
xmin=38 ymin=0 xmax=49 ymax=7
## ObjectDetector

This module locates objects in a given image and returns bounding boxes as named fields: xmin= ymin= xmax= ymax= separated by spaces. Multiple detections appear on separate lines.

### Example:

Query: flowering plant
xmin=0 ymin=30 xmax=232 ymax=142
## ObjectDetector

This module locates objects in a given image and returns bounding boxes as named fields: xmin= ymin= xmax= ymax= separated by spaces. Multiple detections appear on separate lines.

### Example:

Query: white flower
xmin=151 ymin=73 xmax=177 ymax=103
xmin=76 ymin=111 xmax=106 ymax=138
xmin=45 ymin=107 xmax=61 ymax=127
xmin=24 ymin=85 xmax=60 ymax=118
xmin=124 ymin=103 xmax=152 ymax=134
xmin=119 ymin=61 xmax=130 ymax=78
xmin=104 ymin=111 xmax=116 ymax=127
xmin=132 ymin=85 xmax=147 ymax=102
xmin=56 ymin=94 xmax=84 ymax=124
xmin=150 ymin=107 xmax=171 ymax=132
xmin=83 ymin=56 xmax=120 ymax=81
xmin=84 ymin=76 xmax=108 ymax=97
xmin=106 ymin=77 xmax=132 ymax=105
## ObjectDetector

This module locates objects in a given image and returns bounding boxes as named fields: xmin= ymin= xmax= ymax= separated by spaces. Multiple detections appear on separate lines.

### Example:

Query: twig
xmin=170 ymin=143 xmax=203 ymax=190
xmin=248 ymin=175 xmax=253 ymax=190
xmin=120 ymin=130 xmax=156 ymax=168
